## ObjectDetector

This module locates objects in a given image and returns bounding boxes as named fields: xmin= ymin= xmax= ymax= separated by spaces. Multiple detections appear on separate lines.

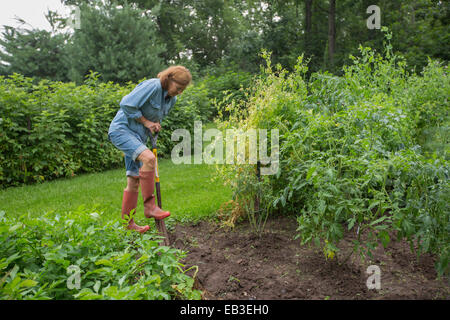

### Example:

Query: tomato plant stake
xmin=254 ymin=160 xmax=261 ymax=214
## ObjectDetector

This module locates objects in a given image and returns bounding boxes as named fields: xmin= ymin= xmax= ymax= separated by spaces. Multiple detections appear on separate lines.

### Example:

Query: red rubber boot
xmin=122 ymin=190 xmax=150 ymax=233
xmin=139 ymin=169 xmax=170 ymax=220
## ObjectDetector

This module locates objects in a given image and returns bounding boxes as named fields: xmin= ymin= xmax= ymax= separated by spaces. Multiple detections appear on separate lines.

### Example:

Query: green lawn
xmin=0 ymin=157 xmax=232 ymax=227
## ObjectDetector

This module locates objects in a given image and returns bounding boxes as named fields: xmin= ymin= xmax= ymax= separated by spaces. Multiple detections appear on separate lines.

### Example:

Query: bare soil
xmin=168 ymin=215 xmax=449 ymax=300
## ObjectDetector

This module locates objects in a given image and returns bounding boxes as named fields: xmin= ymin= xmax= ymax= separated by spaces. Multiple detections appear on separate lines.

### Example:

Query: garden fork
xmin=149 ymin=131 xmax=170 ymax=246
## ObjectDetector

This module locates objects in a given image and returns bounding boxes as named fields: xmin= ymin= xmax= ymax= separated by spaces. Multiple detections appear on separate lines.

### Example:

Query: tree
xmin=64 ymin=0 xmax=166 ymax=84
xmin=327 ymin=0 xmax=336 ymax=67
xmin=386 ymin=0 xmax=449 ymax=70
xmin=0 ymin=18 xmax=70 ymax=82
xmin=304 ymin=0 xmax=313 ymax=54
xmin=3 ymin=0 xmax=447 ymax=82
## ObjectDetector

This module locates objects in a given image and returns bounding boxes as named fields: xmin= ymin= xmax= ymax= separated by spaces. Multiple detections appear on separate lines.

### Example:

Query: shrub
xmin=214 ymin=35 xmax=449 ymax=277
xmin=201 ymin=69 xmax=254 ymax=122
xmin=0 ymin=72 xmax=208 ymax=187
xmin=0 ymin=72 xmax=127 ymax=187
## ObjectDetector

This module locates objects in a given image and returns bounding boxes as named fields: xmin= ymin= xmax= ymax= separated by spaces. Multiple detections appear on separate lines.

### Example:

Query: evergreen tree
xmin=0 ymin=24 xmax=69 ymax=82
xmin=64 ymin=0 xmax=166 ymax=84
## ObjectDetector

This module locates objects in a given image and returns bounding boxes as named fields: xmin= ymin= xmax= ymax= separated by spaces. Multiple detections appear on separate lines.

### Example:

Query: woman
xmin=108 ymin=66 xmax=192 ymax=233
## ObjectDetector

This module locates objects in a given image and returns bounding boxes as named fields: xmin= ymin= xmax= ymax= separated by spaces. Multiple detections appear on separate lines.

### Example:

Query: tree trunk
xmin=304 ymin=0 xmax=313 ymax=54
xmin=328 ymin=0 xmax=336 ymax=67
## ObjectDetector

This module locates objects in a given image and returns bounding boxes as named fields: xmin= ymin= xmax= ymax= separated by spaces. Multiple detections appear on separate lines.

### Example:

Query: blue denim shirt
xmin=108 ymin=78 xmax=177 ymax=141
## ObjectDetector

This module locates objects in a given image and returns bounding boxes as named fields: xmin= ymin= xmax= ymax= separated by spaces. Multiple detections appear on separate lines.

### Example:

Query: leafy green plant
xmin=214 ymin=34 xmax=449 ymax=277
xmin=0 ymin=208 xmax=201 ymax=300
xmin=0 ymin=71 xmax=218 ymax=187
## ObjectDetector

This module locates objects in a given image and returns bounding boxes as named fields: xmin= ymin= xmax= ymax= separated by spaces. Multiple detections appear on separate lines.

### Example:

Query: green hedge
xmin=0 ymin=72 xmax=201 ymax=188
xmin=0 ymin=70 xmax=254 ymax=188
xmin=0 ymin=72 xmax=125 ymax=187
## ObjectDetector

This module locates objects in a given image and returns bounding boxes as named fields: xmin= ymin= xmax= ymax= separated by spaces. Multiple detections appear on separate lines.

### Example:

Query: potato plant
xmin=0 ymin=208 xmax=201 ymax=300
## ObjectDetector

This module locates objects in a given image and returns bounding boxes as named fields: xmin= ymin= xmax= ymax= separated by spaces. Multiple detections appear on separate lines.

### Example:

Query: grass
xmin=0 ymin=157 xmax=232 ymax=227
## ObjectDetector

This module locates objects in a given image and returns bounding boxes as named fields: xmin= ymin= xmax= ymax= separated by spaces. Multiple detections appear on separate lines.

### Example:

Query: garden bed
xmin=169 ymin=216 xmax=449 ymax=300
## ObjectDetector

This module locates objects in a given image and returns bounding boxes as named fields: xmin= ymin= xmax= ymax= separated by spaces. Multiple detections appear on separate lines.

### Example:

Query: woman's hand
xmin=136 ymin=116 xmax=161 ymax=134
xmin=145 ymin=121 xmax=161 ymax=134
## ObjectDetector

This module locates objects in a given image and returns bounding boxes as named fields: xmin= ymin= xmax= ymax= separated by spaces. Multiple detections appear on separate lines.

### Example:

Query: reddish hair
xmin=157 ymin=66 xmax=192 ymax=90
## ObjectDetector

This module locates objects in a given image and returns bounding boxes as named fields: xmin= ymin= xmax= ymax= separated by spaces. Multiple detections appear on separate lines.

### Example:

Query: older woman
xmin=108 ymin=66 xmax=192 ymax=233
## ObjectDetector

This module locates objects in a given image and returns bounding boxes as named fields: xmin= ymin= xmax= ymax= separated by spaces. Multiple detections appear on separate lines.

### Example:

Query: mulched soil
xmin=168 ymin=215 xmax=449 ymax=300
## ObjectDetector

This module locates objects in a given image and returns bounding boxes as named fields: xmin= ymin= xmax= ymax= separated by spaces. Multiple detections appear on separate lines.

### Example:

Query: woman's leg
xmin=121 ymin=176 xmax=149 ymax=233
xmin=109 ymin=130 xmax=150 ymax=233
xmin=137 ymin=150 xmax=170 ymax=220
xmin=125 ymin=175 xmax=140 ymax=192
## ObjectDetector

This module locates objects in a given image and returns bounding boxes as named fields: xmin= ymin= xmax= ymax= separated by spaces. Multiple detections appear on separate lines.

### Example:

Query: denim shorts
xmin=108 ymin=129 xmax=149 ymax=177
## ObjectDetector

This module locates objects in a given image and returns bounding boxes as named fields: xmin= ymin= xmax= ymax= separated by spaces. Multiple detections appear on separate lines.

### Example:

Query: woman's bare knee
xmin=137 ymin=149 xmax=154 ymax=162
xmin=137 ymin=149 xmax=156 ymax=170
